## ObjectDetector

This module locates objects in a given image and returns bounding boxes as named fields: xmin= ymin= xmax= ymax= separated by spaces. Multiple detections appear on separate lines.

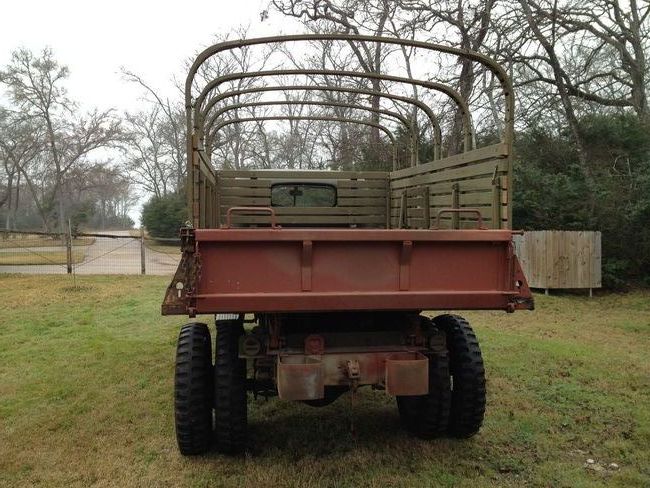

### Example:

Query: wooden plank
xmin=389 ymin=176 xmax=496 ymax=201
xmin=452 ymin=183 xmax=460 ymax=229
xmin=391 ymin=206 xmax=493 ymax=220
xmin=198 ymin=157 xmax=216 ymax=185
xmin=219 ymin=178 xmax=388 ymax=189
xmin=219 ymin=187 xmax=270 ymax=197
xmin=389 ymin=191 xmax=495 ymax=206
xmin=220 ymin=196 xmax=272 ymax=206
xmin=220 ymin=194 xmax=388 ymax=206
xmin=199 ymin=177 xmax=206 ymax=228
xmin=399 ymin=192 xmax=407 ymax=229
xmin=336 ymin=179 xmax=388 ymax=189
xmin=492 ymin=177 xmax=501 ymax=229
xmin=421 ymin=188 xmax=430 ymax=229
xmin=220 ymin=206 xmax=386 ymax=216
xmin=217 ymin=170 xmax=388 ymax=179
xmin=337 ymin=188 xmax=387 ymax=197
xmin=226 ymin=215 xmax=386 ymax=225
xmin=576 ymin=231 xmax=589 ymax=289
xmin=338 ymin=197 xmax=387 ymax=207
xmin=429 ymin=176 xmax=496 ymax=194
xmin=593 ymin=231 xmax=602 ymax=287
xmin=407 ymin=217 xmax=426 ymax=228
xmin=218 ymin=178 xmax=272 ymax=188
xmin=390 ymin=160 xmax=508 ymax=190
xmin=389 ymin=143 xmax=509 ymax=179
xmin=426 ymin=217 xmax=494 ymax=230
xmin=528 ymin=231 xmax=544 ymax=288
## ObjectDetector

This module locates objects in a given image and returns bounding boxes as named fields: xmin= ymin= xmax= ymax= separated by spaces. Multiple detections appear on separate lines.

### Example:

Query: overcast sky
xmin=0 ymin=0 xmax=301 ymax=111
xmin=0 ymin=0 xmax=304 ymax=224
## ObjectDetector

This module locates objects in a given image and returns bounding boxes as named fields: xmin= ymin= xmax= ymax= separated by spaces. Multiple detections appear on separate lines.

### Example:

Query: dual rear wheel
xmin=173 ymin=319 xmax=246 ymax=456
xmin=397 ymin=314 xmax=486 ymax=439
xmin=174 ymin=314 xmax=486 ymax=455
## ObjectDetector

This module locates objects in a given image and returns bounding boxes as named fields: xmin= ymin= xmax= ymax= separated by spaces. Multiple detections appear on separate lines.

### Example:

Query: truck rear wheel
xmin=214 ymin=318 xmax=247 ymax=454
xmin=174 ymin=322 xmax=213 ymax=455
xmin=396 ymin=349 xmax=451 ymax=439
xmin=433 ymin=314 xmax=486 ymax=438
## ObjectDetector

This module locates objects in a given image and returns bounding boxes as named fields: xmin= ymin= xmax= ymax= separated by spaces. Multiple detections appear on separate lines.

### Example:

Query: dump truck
xmin=163 ymin=34 xmax=533 ymax=455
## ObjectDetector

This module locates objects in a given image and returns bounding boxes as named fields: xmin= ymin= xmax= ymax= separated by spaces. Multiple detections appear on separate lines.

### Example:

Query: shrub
xmin=141 ymin=193 xmax=187 ymax=238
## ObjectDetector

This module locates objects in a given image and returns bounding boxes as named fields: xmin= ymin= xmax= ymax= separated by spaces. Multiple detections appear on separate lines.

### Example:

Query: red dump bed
xmin=185 ymin=228 xmax=533 ymax=314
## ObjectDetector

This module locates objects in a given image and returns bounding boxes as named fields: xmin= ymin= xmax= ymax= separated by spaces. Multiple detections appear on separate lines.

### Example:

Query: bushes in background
xmin=141 ymin=193 xmax=186 ymax=238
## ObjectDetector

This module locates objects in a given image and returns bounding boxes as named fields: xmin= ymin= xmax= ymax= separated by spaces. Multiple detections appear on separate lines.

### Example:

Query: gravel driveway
xmin=0 ymin=230 xmax=179 ymax=275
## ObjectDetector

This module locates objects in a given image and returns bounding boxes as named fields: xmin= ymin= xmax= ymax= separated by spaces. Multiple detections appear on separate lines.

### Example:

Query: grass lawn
xmin=128 ymin=229 xmax=181 ymax=255
xmin=0 ymin=237 xmax=95 ymax=249
xmin=0 ymin=275 xmax=648 ymax=487
xmin=144 ymin=241 xmax=181 ymax=256
xmin=0 ymin=249 xmax=85 ymax=265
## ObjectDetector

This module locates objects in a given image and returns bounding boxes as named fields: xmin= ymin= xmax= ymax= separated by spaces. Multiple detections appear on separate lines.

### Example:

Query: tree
xmin=0 ymin=48 xmax=121 ymax=232
xmin=271 ymin=0 xmax=395 ymax=160
xmin=395 ymin=0 xmax=497 ymax=153
xmin=0 ymin=108 xmax=43 ymax=229
xmin=123 ymin=108 xmax=176 ymax=198
xmin=514 ymin=0 xmax=649 ymax=122
xmin=122 ymin=70 xmax=186 ymax=190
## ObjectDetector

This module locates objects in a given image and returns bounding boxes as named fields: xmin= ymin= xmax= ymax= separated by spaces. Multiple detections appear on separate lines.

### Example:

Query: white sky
xmin=0 ymin=0 xmax=302 ymax=225
xmin=0 ymin=0 xmax=301 ymax=110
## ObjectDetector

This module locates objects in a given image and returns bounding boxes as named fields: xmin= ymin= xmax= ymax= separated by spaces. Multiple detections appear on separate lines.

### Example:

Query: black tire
xmin=396 ymin=345 xmax=451 ymax=439
xmin=433 ymin=314 xmax=486 ymax=438
xmin=214 ymin=319 xmax=247 ymax=454
xmin=174 ymin=322 xmax=213 ymax=455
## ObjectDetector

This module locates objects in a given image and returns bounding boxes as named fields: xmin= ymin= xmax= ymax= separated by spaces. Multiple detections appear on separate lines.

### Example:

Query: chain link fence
xmin=0 ymin=229 xmax=180 ymax=275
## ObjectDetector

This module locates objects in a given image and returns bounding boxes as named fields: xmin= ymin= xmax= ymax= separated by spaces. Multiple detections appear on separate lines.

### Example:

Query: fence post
xmin=140 ymin=227 xmax=146 ymax=275
xmin=66 ymin=219 xmax=73 ymax=274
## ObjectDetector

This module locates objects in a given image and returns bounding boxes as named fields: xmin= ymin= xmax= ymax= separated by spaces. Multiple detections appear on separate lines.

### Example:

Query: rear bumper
xmin=162 ymin=228 xmax=534 ymax=316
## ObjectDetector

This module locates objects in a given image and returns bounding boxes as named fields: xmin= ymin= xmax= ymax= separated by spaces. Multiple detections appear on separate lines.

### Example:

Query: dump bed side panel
xmin=389 ymin=144 xmax=511 ymax=230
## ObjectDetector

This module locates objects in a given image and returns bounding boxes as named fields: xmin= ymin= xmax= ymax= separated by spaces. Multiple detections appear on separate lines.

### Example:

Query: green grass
xmin=128 ymin=229 xmax=182 ymax=255
xmin=0 ymin=236 xmax=95 ymax=249
xmin=0 ymin=249 xmax=85 ymax=265
xmin=144 ymin=241 xmax=181 ymax=255
xmin=0 ymin=275 xmax=649 ymax=487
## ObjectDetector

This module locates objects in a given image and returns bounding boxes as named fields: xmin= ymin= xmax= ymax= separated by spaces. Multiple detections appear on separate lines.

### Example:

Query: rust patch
xmin=277 ymin=356 xmax=324 ymax=401
xmin=385 ymin=352 xmax=429 ymax=396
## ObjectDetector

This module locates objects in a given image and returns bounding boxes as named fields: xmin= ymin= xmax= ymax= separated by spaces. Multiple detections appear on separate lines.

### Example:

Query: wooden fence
xmin=513 ymin=231 xmax=601 ymax=294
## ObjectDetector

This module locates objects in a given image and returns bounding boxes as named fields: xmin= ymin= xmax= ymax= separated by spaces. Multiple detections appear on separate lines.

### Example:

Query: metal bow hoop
xmin=201 ymin=84 xmax=441 ymax=161
xmin=184 ymin=34 xmax=515 ymax=225
xmin=210 ymin=115 xmax=399 ymax=169
xmin=204 ymin=100 xmax=417 ymax=168
xmin=184 ymin=33 xmax=514 ymax=147
xmin=193 ymin=69 xmax=473 ymax=154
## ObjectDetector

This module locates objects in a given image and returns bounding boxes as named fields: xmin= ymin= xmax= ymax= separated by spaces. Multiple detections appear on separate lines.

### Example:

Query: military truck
xmin=162 ymin=34 xmax=533 ymax=455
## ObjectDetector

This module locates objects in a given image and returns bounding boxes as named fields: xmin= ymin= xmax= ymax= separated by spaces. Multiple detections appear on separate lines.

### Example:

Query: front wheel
xmin=433 ymin=314 xmax=486 ymax=438
xmin=174 ymin=322 xmax=213 ymax=455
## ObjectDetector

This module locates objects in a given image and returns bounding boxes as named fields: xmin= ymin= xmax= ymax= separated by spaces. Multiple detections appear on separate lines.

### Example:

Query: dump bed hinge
xmin=162 ymin=227 xmax=199 ymax=316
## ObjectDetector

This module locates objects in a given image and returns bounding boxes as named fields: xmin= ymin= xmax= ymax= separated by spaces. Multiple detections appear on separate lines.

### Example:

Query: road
xmin=0 ymin=230 xmax=179 ymax=275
